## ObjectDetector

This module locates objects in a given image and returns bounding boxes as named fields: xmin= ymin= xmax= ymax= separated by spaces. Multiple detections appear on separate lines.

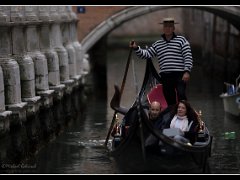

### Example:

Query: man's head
xmin=149 ymin=101 xmax=161 ymax=121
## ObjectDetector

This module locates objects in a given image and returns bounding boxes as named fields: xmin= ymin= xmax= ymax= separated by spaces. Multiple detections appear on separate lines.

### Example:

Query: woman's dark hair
xmin=171 ymin=100 xmax=198 ymax=122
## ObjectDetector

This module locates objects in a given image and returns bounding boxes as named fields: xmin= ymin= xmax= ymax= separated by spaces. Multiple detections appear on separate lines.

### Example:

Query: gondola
xmin=107 ymin=59 xmax=213 ymax=174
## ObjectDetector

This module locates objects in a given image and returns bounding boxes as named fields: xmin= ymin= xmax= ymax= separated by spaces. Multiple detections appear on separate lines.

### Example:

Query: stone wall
xmin=0 ymin=6 xmax=90 ymax=135
xmin=183 ymin=8 xmax=240 ymax=83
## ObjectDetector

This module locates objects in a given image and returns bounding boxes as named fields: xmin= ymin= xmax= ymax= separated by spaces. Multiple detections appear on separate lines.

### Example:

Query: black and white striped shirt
xmin=135 ymin=33 xmax=193 ymax=73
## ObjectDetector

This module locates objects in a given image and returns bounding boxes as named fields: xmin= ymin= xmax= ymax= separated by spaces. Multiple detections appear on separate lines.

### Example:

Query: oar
xmin=104 ymin=41 xmax=134 ymax=146
xmin=131 ymin=57 xmax=138 ymax=95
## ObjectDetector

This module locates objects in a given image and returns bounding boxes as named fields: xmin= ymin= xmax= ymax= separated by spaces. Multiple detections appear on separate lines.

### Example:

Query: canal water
xmin=4 ymin=47 xmax=240 ymax=174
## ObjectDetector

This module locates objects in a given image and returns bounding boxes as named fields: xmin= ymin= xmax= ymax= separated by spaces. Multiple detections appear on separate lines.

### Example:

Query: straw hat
xmin=159 ymin=17 xmax=179 ymax=24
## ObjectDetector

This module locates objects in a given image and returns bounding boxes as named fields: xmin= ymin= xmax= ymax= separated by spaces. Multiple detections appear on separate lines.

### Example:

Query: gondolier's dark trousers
xmin=160 ymin=71 xmax=187 ymax=106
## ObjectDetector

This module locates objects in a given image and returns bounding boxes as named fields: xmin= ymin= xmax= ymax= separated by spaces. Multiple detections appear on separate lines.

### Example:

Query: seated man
xmin=145 ymin=101 xmax=162 ymax=147
xmin=148 ymin=101 xmax=162 ymax=124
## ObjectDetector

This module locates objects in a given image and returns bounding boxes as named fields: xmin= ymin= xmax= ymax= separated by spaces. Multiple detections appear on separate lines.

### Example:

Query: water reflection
xmin=209 ymin=114 xmax=240 ymax=174
xmin=29 ymin=99 xmax=119 ymax=174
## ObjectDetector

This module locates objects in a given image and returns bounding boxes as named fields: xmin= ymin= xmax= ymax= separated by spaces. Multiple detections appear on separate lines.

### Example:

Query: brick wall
xmin=72 ymin=6 xmax=127 ymax=41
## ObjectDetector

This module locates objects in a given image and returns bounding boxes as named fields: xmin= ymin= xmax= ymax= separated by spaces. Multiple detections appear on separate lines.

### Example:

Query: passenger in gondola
xmin=145 ymin=101 xmax=163 ymax=148
xmin=148 ymin=101 xmax=162 ymax=124
xmin=162 ymin=100 xmax=200 ymax=145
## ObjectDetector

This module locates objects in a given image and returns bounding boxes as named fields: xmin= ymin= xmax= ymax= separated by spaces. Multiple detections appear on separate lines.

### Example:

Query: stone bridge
xmin=76 ymin=6 xmax=240 ymax=53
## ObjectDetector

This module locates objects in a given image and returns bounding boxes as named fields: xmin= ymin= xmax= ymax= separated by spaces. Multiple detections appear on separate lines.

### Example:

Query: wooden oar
xmin=131 ymin=57 xmax=138 ymax=95
xmin=104 ymin=42 xmax=134 ymax=146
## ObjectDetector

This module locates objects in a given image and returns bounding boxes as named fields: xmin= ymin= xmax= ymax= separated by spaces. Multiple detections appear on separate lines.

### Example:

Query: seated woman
xmin=163 ymin=100 xmax=200 ymax=144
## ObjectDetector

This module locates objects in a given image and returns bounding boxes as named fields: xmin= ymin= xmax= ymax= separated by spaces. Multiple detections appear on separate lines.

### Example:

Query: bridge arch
xmin=81 ymin=6 xmax=240 ymax=53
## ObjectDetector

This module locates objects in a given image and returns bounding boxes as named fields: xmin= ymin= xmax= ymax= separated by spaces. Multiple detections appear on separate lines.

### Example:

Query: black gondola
xmin=107 ymin=59 xmax=213 ymax=174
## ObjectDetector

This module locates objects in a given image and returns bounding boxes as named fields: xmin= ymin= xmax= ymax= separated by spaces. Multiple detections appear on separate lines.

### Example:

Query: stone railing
xmin=0 ymin=6 xmax=90 ymax=135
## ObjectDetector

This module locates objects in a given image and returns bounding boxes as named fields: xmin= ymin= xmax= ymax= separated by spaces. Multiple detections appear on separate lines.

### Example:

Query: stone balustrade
xmin=0 ymin=6 xmax=90 ymax=135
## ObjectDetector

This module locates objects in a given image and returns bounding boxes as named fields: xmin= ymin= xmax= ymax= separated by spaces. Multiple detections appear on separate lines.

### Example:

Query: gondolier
xmin=130 ymin=17 xmax=193 ymax=106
